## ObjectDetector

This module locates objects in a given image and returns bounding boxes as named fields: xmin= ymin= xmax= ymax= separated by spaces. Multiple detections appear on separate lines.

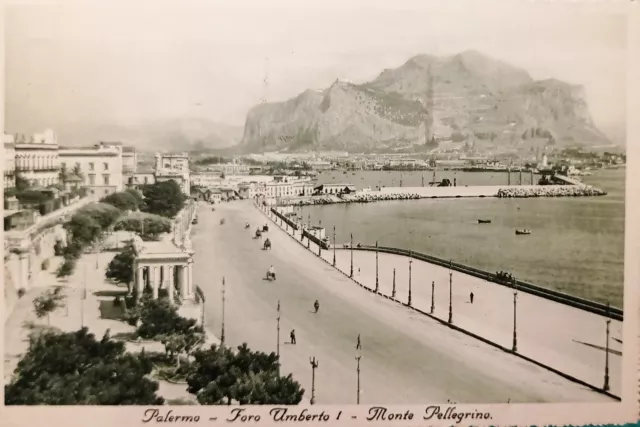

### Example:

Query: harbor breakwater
xmin=273 ymin=184 xmax=606 ymax=206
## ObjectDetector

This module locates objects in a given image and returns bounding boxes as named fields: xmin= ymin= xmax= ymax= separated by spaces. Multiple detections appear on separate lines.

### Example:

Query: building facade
xmin=13 ymin=129 xmax=60 ymax=187
xmin=59 ymin=142 xmax=124 ymax=196
xmin=155 ymin=153 xmax=190 ymax=195
xmin=314 ymin=183 xmax=356 ymax=195
xmin=3 ymin=135 xmax=16 ymax=189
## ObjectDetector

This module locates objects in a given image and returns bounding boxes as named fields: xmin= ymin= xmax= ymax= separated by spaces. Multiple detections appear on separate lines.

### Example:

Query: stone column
xmin=187 ymin=260 xmax=194 ymax=298
xmin=151 ymin=266 xmax=159 ymax=299
xmin=179 ymin=265 xmax=188 ymax=299
xmin=167 ymin=265 xmax=175 ymax=304
xmin=136 ymin=263 xmax=144 ymax=295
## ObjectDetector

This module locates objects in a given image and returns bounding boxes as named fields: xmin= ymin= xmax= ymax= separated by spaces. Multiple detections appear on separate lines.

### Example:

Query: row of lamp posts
xmin=266 ymin=207 xmax=613 ymax=396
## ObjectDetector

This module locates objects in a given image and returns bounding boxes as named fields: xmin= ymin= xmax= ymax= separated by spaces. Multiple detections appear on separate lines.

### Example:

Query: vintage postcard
xmin=1 ymin=0 xmax=638 ymax=426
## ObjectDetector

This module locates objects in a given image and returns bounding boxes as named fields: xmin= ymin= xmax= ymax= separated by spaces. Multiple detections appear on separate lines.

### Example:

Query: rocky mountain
xmin=54 ymin=118 xmax=243 ymax=152
xmin=240 ymin=50 xmax=609 ymax=153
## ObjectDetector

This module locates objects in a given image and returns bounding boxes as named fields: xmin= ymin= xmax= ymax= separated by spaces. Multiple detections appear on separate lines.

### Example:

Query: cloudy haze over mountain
xmin=5 ymin=0 xmax=627 ymax=149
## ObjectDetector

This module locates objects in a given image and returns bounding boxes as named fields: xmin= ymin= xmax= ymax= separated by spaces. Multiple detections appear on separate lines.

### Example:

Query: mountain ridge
xmin=240 ymin=50 xmax=610 ymax=153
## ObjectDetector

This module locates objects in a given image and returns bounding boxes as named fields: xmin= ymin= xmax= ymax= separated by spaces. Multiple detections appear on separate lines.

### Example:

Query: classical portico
xmin=132 ymin=237 xmax=195 ymax=303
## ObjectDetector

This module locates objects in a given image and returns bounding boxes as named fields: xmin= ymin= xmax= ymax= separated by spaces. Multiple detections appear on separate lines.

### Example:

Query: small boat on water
xmin=515 ymin=229 xmax=532 ymax=235
xmin=478 ymin=219 xmax=492 ymax=224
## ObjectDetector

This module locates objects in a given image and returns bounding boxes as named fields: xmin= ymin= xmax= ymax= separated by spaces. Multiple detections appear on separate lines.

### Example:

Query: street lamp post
xmin=375 ymin=241 xmax=379 ymax=292
xmin=511 ymin=278 xmax=518 ymax=352
xmin=448 ymin=260 xmax=453 ymax=324
xmin=332 ymin=226 xmax=336 ymax=267
xmin=310 ymin=357 xmax=319 ymax=404
xmin=430 ymin=280 xmax=435 ymax=314
xmin=392 ymin=268 xmax=396 ymax=298
xmin=603 ymin=302 xmax=611 ymax=392
xmin=276 ymin=300 xmax=281 ymax=358
xmin=350 ymin=233 xmax=354 ymax=278
xmin=408 ymin=252 xmax=413 ymax=307
xmin=355 ymin=355 xmax=362 ymax=404
xmin=221 ymin=276 xmax=226 ymax=346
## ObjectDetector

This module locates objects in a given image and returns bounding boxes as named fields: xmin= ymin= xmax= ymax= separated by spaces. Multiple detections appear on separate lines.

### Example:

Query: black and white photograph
xmin=1 ymin=0 xmax=638 ymax=426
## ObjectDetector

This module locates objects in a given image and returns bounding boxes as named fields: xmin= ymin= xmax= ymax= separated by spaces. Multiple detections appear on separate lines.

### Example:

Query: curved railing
xmin=352 ymin=244 xmax=623 ymax=321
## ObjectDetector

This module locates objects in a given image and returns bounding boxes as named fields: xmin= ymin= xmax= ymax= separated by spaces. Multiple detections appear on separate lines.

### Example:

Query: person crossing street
xmin=290 ymin=329 xmax=296 ymax=345
xmin=313 ymin=300 xmax=320 ymax=313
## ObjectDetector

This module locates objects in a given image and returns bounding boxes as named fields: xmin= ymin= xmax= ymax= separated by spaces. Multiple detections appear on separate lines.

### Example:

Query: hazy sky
xmin=5 ymin=0 xmax=629 ymax=136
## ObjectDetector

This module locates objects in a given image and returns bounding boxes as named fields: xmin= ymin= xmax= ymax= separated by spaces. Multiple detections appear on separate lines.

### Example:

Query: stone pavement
xmin=261 ymin=204 xmax=623 ymax=398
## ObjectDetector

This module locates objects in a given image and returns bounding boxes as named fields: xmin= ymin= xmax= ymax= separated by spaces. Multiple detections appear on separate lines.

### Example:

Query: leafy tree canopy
xmin=140 ymin=180 xmax=187 ymax=218
xmin=63 ymin=214 xmax=102 ymax=246
xmin=136 ymin=296 xmax=202 ymax=340
xmin=4 ymin=328 xmax=164 ymax=405
xmin=105 ymin=243 xmax=137 ymax=286
xmin=77 ymin=202 xmax=122 ymax=229
xmin=113 ymin=212 xmax=171 ymax=241
xmin=187 ymin=343 xmax=304 ymax=405
xmin=101 ymin=191 xmax=140 ymax=211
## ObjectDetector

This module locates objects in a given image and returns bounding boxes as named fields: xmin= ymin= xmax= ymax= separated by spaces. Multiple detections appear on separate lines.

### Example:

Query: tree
xmin=187 ymin=343 xmax=304 ymax=405
xmin=136 ymin=297 xmax=202 ymax=340
xmin=4 ymin=328 xmax=164 ymax=405
xmin=101 ymin=191 xmax=140 ymax=211
xmin=77 ymin=202 xmax=122 ymax=229
xmin=64 ymin=214 xmax=102 ymax=246
xmin=56 ymin=257 xmax=77 ymax=278
xmin=32 ymin=287 xmax=66 ymax=325
xmin=105 ymin=243 xmax=136 ymax=292
xmin=140 ymin=180 xmax=187 ymax=218
xmin=113 ymin=213 xmax=171 ymax=241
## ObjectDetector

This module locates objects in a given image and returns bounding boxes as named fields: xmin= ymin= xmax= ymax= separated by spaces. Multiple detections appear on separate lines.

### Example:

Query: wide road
xmin=190 ymin=200 xmax=609 ymax=404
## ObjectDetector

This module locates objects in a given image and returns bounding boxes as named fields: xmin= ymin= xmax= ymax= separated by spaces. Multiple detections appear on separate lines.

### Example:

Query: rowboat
xmin=478 ymin=219 xmax=492 ymax=224
xmin=515 ymin=229 xmax=531 ymax=235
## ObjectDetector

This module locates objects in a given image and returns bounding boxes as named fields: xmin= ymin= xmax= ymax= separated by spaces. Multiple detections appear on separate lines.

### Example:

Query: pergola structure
xmin=132 ymin=236 xmax=194 ymax=303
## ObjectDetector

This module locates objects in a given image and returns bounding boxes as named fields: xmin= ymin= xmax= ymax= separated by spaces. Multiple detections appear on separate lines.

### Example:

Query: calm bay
xmin=302 ymin=168 xmax=626 ymax=307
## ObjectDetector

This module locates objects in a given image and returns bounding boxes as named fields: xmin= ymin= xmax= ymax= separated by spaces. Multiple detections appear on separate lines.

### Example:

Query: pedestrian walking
xmin=313 ymin=300 xmax=319 ymax=313
xmin=290 ymin=329 xmax=296 ymax=345
xmin=470 ymin=291 xmax=474 ymax=304
xmin=356 ymin=334 xmax=361 ymax=350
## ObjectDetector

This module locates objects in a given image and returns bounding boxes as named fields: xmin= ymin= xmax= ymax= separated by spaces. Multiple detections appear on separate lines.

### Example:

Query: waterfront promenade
xmin=190 ymin=200 xmax=613 ymax=404
xmin=261 ymin=205 xmax=622 ymax=397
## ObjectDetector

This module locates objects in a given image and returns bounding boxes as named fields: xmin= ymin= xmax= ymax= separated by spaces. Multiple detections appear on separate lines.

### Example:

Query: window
xmin=103 ymin=174 xmax=110 ymax=186
xmin=105 ymin=189 xmax=109 ymax=195
xmin=144 ymin=177 xmax=148 ymax=184
xmin=88 ymin=174 xmax=96 ymax=185
xmin=61 ymin=162 xmax=66 ymax=170
xmin=89 ymin=162 xmax=95 ymax=171
xmin=104 ymin=162 xmax=109 ymax=171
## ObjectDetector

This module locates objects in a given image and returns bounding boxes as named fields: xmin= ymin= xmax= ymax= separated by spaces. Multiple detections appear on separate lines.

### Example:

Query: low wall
xmin=353 ymin=245 xmax=622 ymax=321
xmin=254 ymin=202 xmax=621 ymax=400
xmin=270 ymin=208 xmax=299 ymax=231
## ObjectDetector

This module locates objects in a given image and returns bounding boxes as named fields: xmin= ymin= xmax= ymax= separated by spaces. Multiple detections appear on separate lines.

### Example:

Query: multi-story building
xmin=154 ymin=153 xmax=190 ymax=195
xmin=59 ymin=142 xmax=124 ymax=196
xmin=292 ymin=181 xmax=314 ymax=197
xmin=3 ymin=134 xmax=16 ymax=189
xmin=13 ymin=129 xmax=60 ymax=187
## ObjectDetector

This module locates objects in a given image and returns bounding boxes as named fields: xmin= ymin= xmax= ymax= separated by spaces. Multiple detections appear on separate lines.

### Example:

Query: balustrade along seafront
xmin=261 ymin=201 xmax=623 ymax=399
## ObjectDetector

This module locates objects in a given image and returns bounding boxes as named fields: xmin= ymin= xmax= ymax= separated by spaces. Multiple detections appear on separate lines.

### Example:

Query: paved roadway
xmin=190 ymin=200 xmax=611 ymax=404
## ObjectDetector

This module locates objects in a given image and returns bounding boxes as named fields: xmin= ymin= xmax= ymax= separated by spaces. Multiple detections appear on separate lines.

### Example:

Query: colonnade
xmin=134 ymin=258 xmax=194 ymax=303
